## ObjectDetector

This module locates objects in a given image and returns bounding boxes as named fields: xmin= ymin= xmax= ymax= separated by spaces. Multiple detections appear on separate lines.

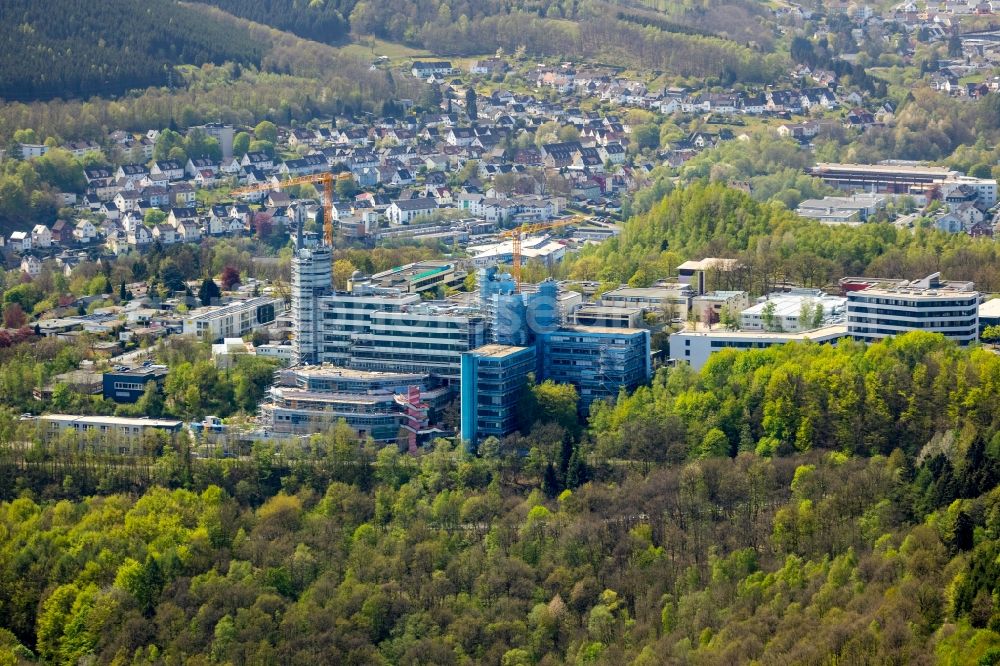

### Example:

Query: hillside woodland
xmin=3 ymin=334 xmax=1000 ymax=663
xmin=0 ymin=0 xmax=264 ymax=100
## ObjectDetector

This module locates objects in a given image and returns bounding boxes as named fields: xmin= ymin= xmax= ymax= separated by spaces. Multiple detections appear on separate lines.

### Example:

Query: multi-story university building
xmin=461 ymin=344 xmax=537 ymax=449
xmin=537 ymin=326 xmax=651 ymax=412
xmin=292 ymin=247 xmax=484 ymax=380
xmin=845 ymin=273 xmax=979 ymax=345
xmin=293 ymin=246 xmax=654 ymax=448
xmin=263 ymin=366 xmax=451 ymax=443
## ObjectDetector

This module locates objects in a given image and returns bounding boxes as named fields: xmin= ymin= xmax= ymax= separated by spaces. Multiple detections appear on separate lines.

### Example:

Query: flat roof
xmin=813 ymin=162 xmax=956 ymax=176
xmin=980 ymin=299 xmax=1000 ymax=318
xmin=851 ymin=287 xmax=979 ymax=298
xmin=185 ymin=297 xmax=281 ymax=321
xmin=603 ymin=287 xmax=690 ymax=298
xmin=293 ymin=365 xmax=427 ymax=380
xmin=470 ymin=344 xmax=532 ymax=358
xmin=371 ymin=260 xmax=453 ymax=282
xmin=575 ymin=305 xmax=644 ymax=315
xmin=40 ymin=414 xmax=182 ymax=427
xmin=677 ymin=258 xmax=738 ymax=271
xmin=743 ymin=295 xmax=846 ymax=317
xmin=673 ymin=324 xmax=848 ymax=340
xmin=554 ymin=325 xmax=647 ymax=335
xmin=104 ymin=366 xmax=168 ymax=378
xmin=695 ymin=290 xmax=747 ymax=301
xmin=271 ymin=388 xmax=395 ymax=405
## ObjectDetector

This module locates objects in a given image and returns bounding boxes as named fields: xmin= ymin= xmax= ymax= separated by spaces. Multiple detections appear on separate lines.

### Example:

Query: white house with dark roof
xmin=387 ymin=198 xmax=438 ymax=225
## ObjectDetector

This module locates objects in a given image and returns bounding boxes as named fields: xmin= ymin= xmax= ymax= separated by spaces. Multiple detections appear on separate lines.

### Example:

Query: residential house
xmin=114 ymin=191 xmax=142 ymax=213
xmin=194 ymin=170 xmax=217 ymax=188
xmin=117 ymin=163 xmax=149 ymax=183
xmin=241 ymin=152 xmax=274 ymax=171
xmin=153 ymin=224 xmax=178 ymax=245
xmin=151 ymin=160 xmax=185 ymax=181
xmin=31 ymin=224 xmax=52 ymax=249
xmin=168 ymin=207 xmax=198 ymax=227
xmin=445 ymin=127 xmax=476 ymax=147
xmin=597 ymin=142 xmax=626 ymax=165
xmin=288 ymin=128 xmax=314 ymax=148
xmin=62 ymin=140 xmax=101 ymax=159
xmin=178 ymin=221 xmax=201 ymax=243
xmin=170 ymin=183 xmax=197 ymax=206
xmin=20 ymin=255 xmax=42 ymax=277
xmin=470 ymin=58 xmax=509 ymax=75
xmin=386 ymin=198 xmax=438 ymax=225
xmin=140 ymin=186 xmax=170 ymax=208
xmin=9 ymin=231 xmax=29 ymax=252
xmin=740 ymin=92 xmax=767 ymax=114
xmin=185 ymin=157 xmax=218 ymax=178
xmin=127 ymin=223 xmax=152 ymax=249
xmin=73 ymin=220 xmax=97 ymax=243
xmin=279 ymin=154 xmax=327 ymax=177
xmin=411 ymin=61 xmax=454 ymax=78
xmin=541 ymin=142 xmax=583 ymax=168
xmin=50 ymin=220 xmax=71 ymax=245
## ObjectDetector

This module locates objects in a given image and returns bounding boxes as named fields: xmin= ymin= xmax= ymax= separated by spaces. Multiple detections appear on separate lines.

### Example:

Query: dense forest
xmin=0 ymin=5 xmax=404 ymax=144
xmin=0 ymin=0 xmax=264 ymax=100
xmin=198 ymin=0 xmax=351 ymax=44
xmin=0 ymin=0 xmax=784 ymax=104
xmin=3 ymin=333 xmax=1000 ymax=663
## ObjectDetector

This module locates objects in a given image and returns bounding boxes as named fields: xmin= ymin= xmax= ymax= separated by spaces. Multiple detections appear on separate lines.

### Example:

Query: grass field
xmin=339 ymin=37 xmax=434 ymax=62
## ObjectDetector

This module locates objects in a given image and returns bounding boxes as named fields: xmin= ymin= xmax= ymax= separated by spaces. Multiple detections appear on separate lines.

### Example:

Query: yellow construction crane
xmin=231 ymin=172 xmax=349 ymax=245
xmin=500 ymin=215 xmax=584 ymax=291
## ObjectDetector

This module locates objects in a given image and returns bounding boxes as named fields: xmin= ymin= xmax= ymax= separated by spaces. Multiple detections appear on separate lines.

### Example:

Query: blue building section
xmin=460 ymin=344 xmax=536 ymax=451
xmin=102 ymin=366 xmax=168 ymax=403
xmin=479 ymin=267 xmax=560 ymax=345
xmin=537 ymin=326 xmax=651 ymax=412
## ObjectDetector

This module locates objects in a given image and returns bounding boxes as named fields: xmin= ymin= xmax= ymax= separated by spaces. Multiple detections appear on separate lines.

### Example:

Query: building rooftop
xmin=743 ymin=294 xmax=846 ymax=318
xmin=674 ymin=324 xmax=848 ymax=339
xmin=470 ymin=344 xmax=532 ymax=358
xmin=677 ymin=258 xmax=739 ymax=272
xmin=184 ymin=297 xmax=280 ymax=322
xmin=104 ymin=365 xmax=168 ymax=378
xmin=270 ymin=387 xmax=396 ymax=405
xmin=695 ymin=290 xmax=747 ymax=301
xmin=980 ymin=299 xmax=1000 ymax=319
xmin=603 ymin=286 xmax=691 ymax=299
xmin=553 ymin=325 xmax=647 ymax=335
xmin=370 ymin=261 xmax=453 ymax=287
xmin=813 ymin=162 xmax=957 ymax=177
xmin=292 ymin=365 xmax=427 ymax=381
xmin=40 ymin=414 xmax=183 ymax=428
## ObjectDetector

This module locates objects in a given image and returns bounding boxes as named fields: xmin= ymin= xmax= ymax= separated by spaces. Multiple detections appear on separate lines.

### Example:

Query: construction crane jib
xmin=499 ymin=215 xmax=583 ymax=291
xmin=231 ymin=172 xmax=345 ymax=246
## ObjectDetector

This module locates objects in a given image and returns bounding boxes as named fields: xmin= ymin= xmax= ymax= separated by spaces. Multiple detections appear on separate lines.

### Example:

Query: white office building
xmin=846 ymin=273 xmax=980 ymax=345
xmin=291 ymin=246 xmax=485 ymax=380
xmin=670 ymin=324 xmax=848 ymax=370
xmin=182 ymin=297 xmax=283 ymax=341
xmin=740 ymin=290 xmax=846 ymax=333
xmin=350 ymin=303 xmax=487 ymax=383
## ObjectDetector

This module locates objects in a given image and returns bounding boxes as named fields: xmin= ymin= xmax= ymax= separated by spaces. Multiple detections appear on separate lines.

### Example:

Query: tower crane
xmin=231 ymin=171 xmax=349 ymax=245
xmin=499 ymin=215 xmax=585 ymax=291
